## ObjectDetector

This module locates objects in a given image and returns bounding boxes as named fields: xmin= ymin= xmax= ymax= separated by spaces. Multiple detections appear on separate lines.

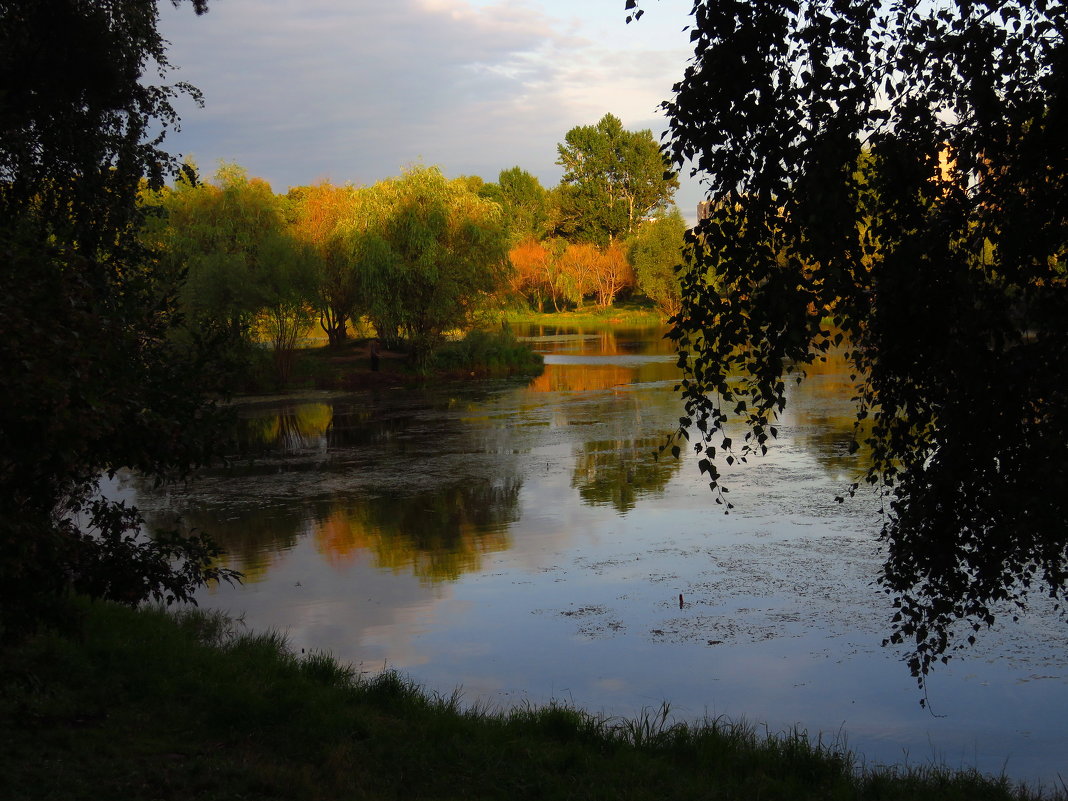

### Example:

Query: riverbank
xmin=251 ymin=328 xmax=544 ymax=394
xmin=2 ymin=601 xmax=1058 ymax=801
xmin=505 ymin=302 xmax=665 ymax=327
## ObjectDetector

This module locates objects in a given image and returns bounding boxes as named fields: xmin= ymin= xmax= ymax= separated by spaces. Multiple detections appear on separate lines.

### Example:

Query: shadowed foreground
xmin=1 ymin=602 xmax=1059 ymax=801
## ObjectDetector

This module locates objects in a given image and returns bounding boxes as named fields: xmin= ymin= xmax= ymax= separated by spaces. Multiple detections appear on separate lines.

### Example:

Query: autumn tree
xmin=555 ymin=243 xmax=599 ymax=306
xmin=287 ymin=182 xmax=361 ymax=345
xmin=592 ymin=244 xmax=634 ymax=308
xmin=640 ymin=0 xmax=1068 ymax=689
xmin=508 ymin=238 xmax=551 ymax=310
xmin=508 ymin=237 xmax=576 ymax=312
xmin=556 ymin=113 xmax=678 ymax=245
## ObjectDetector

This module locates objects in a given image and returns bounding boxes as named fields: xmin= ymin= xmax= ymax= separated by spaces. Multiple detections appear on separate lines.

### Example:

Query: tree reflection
xmin=526 ymin=361 xmax=679 ymax=393
xmin=312 ymin=479 xmax=520 ymax=583
xmin=240 ymin=402 xmax=334 ymax=452
xmin=511 ymin=323 xmax=677 ymax=356
xmin=148 ymin=501 xmax=326 ymax=583
xmin=783 ymin=347 xmax=874 ymax=483
xmin=572 ymin=436 xmax=681 ymax=514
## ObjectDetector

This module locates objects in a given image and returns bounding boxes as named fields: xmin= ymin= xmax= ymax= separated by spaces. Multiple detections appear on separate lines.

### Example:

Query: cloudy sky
xmin=156 ymin=0 xmax=706 ymax=221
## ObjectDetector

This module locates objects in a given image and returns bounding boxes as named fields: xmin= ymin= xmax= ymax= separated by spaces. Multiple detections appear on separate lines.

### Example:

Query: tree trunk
xmin=320 ymin=309 xmax=349 ymax=347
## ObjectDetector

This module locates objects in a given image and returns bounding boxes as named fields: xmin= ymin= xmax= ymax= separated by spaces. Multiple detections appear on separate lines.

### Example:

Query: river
xmin=123 ymin=323 xmax=1067 ymax=788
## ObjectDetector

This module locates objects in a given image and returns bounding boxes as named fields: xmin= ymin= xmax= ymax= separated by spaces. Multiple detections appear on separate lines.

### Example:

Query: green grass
xmin=505 ymin=301 xmax=666 ymax=327
xmin=2 ymin=600 xmax=1061 ymax=801
xmin=431 ymin=326 xmax=544 ymax=376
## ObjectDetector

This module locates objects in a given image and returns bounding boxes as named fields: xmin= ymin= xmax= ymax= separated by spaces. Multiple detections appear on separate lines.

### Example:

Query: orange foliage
xmin=595 ymin=243 xmax=634 ymax=307
xmin=289 ymin=181 xmax=351 ymax=254
xmin=508 ymin=238 xmax=551 ymax=298
xmin=509 ymin=238 xmax=636 ymax=310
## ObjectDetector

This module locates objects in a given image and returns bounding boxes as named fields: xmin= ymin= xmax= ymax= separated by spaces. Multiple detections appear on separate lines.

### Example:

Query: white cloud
xmin=157 ymin=0 xmax=703 ymax=217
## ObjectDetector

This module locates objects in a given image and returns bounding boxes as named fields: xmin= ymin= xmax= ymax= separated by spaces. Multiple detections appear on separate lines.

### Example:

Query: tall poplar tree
xmin=555 ymin=113 xmax=678 ymax=245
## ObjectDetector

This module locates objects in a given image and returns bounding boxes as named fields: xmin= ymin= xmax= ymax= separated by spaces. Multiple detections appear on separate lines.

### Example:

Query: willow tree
xmin=375 ymin=167 xmax=510 ymax=369
xmin=158 ymin=164 xmax=315 ymax=384
xmin=637 ymin=0 xmax=1068 ymax=690
xmin=288 ymin=182 xmax=361 ymax=346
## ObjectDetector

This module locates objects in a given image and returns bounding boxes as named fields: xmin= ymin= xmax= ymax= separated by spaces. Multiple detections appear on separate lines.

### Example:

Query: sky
xmin=155 ymin=0 xmax=706 ymax=222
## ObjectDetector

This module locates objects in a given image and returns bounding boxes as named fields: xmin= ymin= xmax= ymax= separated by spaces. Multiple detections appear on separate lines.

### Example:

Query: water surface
xmin=127 ymin=323 xmax=1067 ymax=787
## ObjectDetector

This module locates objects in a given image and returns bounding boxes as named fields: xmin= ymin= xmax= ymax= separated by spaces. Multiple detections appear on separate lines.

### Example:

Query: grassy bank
xmin=2 ymin=601 xmax=1058 ymax=801
xmin=244 ymin=327 xmax=544 ymax=394
xmin=506 ymin=302 xmax=665 ymax=327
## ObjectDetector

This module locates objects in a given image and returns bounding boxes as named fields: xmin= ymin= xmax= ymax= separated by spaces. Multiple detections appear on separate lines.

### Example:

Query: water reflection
xmin=243 ymin=402 xmax=334 ymax=452
xmin=779 ymin=349 xmax=874 ymax=484
xmin=527 ymin=360 xmax=678 ymax=392
xmin=572 ymin=436 xmax=679 ymax=514
xmin=513 ymin=323 xmax=676 ymax=356
xmin=123 ymin=323 xmax=1067 ymax=786
xmin=312 ymin=479 xmax=518 ymax=583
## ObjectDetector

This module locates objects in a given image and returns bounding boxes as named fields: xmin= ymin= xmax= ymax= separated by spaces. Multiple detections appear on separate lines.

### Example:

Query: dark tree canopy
xmin=641 ymin=0 xmax=1068 ymax=689
xmin=0 ymin=0 xmax=236 ymax=634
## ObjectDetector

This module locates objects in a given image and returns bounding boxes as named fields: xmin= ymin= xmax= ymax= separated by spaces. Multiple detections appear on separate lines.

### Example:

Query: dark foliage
xmin=0 ymin=0 xmax=237 ymax=637
xmin=638 ymin=0 xmax=1068 ymax=689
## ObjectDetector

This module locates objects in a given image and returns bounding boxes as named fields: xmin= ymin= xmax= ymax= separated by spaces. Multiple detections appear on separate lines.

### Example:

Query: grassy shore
xmin=247 ymin=327 xmax=544 ymax=394
xmin=2 ymin=601 xmax=1059 ymax=801
xmin=505 ymin=302 xmax=665 ymax=327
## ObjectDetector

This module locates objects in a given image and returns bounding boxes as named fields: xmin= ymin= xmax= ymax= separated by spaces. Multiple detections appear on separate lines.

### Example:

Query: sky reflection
xmin=127 ymin=324 xmax=1068 ymax=788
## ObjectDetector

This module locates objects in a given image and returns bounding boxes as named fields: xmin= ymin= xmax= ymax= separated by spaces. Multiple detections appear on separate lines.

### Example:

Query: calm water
xmin=124 ymin=324 xmax=1067 ymax=787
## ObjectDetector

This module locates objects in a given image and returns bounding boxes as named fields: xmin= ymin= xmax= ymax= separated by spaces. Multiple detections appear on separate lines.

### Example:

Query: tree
xmin=641 ymin=0 xmax=1068 ymax=691
xmin=508 ymin=238 xmax=552 ymax=311
xmin=157 ymin=164 xmax=317 ymax=384
xmin=627 ymin=207 xmax=689 ymax=317
xmin=555 ymin=242 xmax=599 ymax=306
xmin=508 ymin=237 xmax=574 ymax=312
xmin=0 ymin=0 xmax=237 ymax=634
xmin=374 ymin=167 xmax=510 ymax=369
xmin=591 ymin=243 xmax=633 ymax=308
xmin=479 ymin=167 xmax=551 ymax=244
xmin=287 ymin=181 xmax=363 ymax=346
xmin=251 ymin=223 xmax=318 ymax=386
xmin=160 ymin=164 xmax=284 ymax=342
xmin=556 ymin=113 xmax=678 ymax=245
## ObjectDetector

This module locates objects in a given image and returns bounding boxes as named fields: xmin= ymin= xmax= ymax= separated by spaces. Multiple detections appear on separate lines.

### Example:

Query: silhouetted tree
xmin=637 ymin=0 xmax=1068 ymax=691
xmin=0 ymin=0 xmax=237 ymax=635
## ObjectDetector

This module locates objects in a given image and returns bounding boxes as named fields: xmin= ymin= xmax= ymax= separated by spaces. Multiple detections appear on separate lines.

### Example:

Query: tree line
xmin=146 ymin=162 xmax=508 ymax=378
xmin=143 ymin=113 xmax=693 ymax=385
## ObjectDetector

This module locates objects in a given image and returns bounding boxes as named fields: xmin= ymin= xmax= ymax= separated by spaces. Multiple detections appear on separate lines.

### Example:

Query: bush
xmin=431 ymin=327 xmax=543 ymax=376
